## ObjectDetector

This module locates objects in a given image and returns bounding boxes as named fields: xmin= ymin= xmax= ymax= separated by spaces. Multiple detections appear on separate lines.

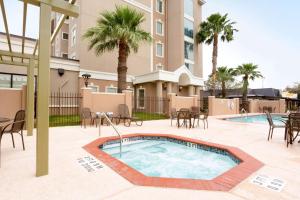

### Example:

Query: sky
xmin=202 ymin=0 xmax=300 ymax=89
xmin=0 ymin=0 xmax=299 ymax=90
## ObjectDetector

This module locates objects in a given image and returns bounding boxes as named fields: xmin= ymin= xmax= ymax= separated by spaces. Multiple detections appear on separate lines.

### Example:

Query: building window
xmin=105 ymin=86 xmax=117 ymax=93
xmin=184 ymin=18 xmax=194 ymax=38
xmin=62 ymin=32 xmax=69 ymax=40
xmin=137 ymin=88 xmax=145 ymax=108
xmin=88 ymin=84 xmax=99 ymax=92
xmin=71 ymin=26 xmax=76 ymax=47
xmin=0 ymin=74 xmax=11 ymax=88
xmin=185 ymin=62 xmax=194 ymax=71
xmin=0 ymin=73 xmax=28 ymax=88
xmin=62 ymin=53 xmax=68 ymax=59
xmin=12 ymin=75 xmax=27 ymax=88
xmin=184 ymin=0 xmax=194 ymax=17
xmin=156 ymin=21 xmax=164 ymax=36
xmin=156 ymin=42 xmax=164 ymax=57
xmin=184 ymin=41 xmax=194 ymax=61
xmin=156 ymin=0 xmax=164 ymax=14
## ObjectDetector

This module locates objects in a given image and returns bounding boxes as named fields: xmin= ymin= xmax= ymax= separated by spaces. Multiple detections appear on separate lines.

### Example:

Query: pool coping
xmin=83 ymin=133 xmax=264 ymax=191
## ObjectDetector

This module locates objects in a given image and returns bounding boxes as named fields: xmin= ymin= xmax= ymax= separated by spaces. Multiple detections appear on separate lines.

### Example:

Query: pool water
xmin=102 ymin=140 xmax=238 ymax=180
xmin=225 ymin=114 xmax=285 ymax=125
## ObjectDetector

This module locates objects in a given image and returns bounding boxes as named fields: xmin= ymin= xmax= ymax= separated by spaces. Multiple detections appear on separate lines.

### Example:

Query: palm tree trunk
xmin=212 ymin=34 xmax=218 ymax=96
xmin=242 ymin=76 xmax=249 ymax=109
xmin=222 ymin=81 xmax=226 ymax=98
xmin=117 ymin=41 xmax=128 ymax=93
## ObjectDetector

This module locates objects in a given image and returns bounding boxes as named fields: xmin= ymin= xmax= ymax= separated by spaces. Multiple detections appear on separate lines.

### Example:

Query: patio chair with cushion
xmin=118 ymin=104 xmax=143 ymax=127
xmin=81 ymin=107 xmax=96 ymax=128
xmin=286 ymin=113 xmax=300 ymax=147
xmin=177 ymin=108 xmax=192 ymax=129
xmin=265 ymin=111 xmax=287 ymax=141
xmin=0 ymin=110 xmax=26 ymax=166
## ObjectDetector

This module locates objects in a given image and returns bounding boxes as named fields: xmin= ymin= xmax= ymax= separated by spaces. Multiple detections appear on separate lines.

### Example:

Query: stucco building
xmin=0 ymin=0 xmax=205 ymax=102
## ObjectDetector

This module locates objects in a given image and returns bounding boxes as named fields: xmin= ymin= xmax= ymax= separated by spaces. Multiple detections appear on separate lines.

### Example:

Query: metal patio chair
xmin=81 ymin=107 xmax=96 ymax=128
xmin=177 ymin=108 xmax=192 ymax=129
xmin=0 ymin=110 xmax=26 ymax=166
xmin=118 ymin=104 xmax=143 ymax=127
xmin=286 ymin=113 xmax=300 ymax=147
xmin=170 ymin=108 xmax=177 ymax=126
xmin=265 ymin=111 xmax=287 ymax=141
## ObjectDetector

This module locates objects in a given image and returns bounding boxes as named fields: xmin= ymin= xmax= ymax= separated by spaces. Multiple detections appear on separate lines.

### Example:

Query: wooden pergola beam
xmin=22 ymin=1 xmax=28 ymax=62
xmin=0 ymin=60 xmax=29 ymax=67
xmin=21 ymin=0 xmax=79 ymax=17
xmin=50 ymin=0 xmax=76 ymax=43
xmin=0 ymin=0 xmax=13 ymax=61
xmin=0 ymin=50 xmax=38 ymax=60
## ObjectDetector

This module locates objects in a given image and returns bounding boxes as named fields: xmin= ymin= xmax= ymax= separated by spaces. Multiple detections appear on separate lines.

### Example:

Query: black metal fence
xmin=132 ymin=96 xmax=170 ymax=121
xmin=198 ymin=97 xmax=208 ymax=112
xmin=49 ymin=92 xmax=82 ymax=127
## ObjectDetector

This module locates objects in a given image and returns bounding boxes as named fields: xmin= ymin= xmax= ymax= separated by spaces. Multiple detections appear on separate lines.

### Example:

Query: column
xmin=36 ymin=3 xmax=51 ymax=177
xmin=188 ymin=85 xmax=195 ymax=96
xmin=26 ymin=59 xmax=35 ymax=136
xmin=167 ymin=82 xmax=172 ymax=94
xmin=156 ymin=81 xmax=163 ymax=113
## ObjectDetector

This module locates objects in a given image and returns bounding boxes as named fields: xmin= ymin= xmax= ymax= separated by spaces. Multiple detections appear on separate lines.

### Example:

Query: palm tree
xmin=216 ymin=66 xmax=235 ymax=98
xmin=196 ymin=13 xmax=238 ymax=96
xmin=83 ymin=6 xmax=152 ymax=93
xmin=235 ymin=63 xmax=263 ymax=107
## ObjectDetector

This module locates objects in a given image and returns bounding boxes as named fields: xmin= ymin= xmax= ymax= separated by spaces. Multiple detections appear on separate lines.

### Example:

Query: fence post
xmin=123 ymin=90 xmax=133 ymax=116
xmin=81 ymin=87 xmax=93 ymax=110
xmin=208 ymin=96 xmax=215 ymax=116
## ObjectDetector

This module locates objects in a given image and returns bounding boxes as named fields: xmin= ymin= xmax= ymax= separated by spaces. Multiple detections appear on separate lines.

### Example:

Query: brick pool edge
xmin=83 ymin=134 xmax=264 ymax=191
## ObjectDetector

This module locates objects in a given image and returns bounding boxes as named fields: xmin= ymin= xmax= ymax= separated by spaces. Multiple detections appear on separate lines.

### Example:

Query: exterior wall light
xmin=82 ymin=73 xmax=91 ymax=87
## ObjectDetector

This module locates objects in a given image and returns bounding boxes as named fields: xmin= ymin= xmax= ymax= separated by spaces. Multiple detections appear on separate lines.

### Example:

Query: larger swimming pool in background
xmin=102 ymin=139 xmax=239 ymax=180
xmin=224 ymin=114 xmax=285 ymax=125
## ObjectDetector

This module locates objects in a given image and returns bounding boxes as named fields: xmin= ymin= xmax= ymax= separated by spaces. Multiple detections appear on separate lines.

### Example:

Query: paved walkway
xmin=1 ymin=116 xmax=300 ymax=200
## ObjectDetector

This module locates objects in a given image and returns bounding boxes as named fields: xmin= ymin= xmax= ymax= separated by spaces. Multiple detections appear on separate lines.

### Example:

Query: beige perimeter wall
xmin=208 ymin=96 xmax=240 ymax=116
xmin=0 ymin=88 xmax=26 ymax=119
xmin=168 ymin=93 xmax=199 ymax=113
xmin=82 ymin=88 xmax=133 ymax=116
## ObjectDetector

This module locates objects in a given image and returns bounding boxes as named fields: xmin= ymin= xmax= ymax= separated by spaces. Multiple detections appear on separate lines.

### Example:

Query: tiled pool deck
xmin=1 ymin=114 xmax=300 ymax=200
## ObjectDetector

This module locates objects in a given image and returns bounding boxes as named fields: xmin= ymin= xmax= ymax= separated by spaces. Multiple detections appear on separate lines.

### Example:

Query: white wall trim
xmin=80 ymin=69 xmax=135 ymax=82
xmin=50 ymin=57 xmax=80 ymax=72
xmin=133 ymin=65 xmax=204 ymax=86
xmin=122 ymin=0 xmax=152 ymax=13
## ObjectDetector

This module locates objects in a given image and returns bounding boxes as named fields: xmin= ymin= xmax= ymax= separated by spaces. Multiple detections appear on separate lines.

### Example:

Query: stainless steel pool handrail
xmin=240 ymin=108 xmax=248 ymax=118
xmin=102 ymin=113 xmax=123 ymax=157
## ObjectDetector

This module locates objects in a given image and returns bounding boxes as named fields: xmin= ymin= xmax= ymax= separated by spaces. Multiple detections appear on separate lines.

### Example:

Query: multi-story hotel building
xmin=0 ymin=0 xmax=205 ymax=100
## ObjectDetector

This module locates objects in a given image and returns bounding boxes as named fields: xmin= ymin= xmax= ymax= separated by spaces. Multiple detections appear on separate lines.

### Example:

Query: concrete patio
xmin=1 ymin=115 xmax=300 ymax=200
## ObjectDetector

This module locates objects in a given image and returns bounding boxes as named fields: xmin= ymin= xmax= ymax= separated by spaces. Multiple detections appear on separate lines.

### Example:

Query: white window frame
xmin=61 ymin=53 xmax=68 ymax=59
xmin=71 ymin=25 xmax=76 ymax=47
xmin=156 ymin=42 xmax=164 ymax=58
xmin=105 ymin=85 xmax=118 ymax=93
xmin=88 ymin=84 xmax=99 ymax=92
xmin=156 ymin=20 xmax=164 ymax=36
xmin=156 ymin=0 xmax=164 ymax=14
xmin=137 ymin=88 xmax=146 ymax=109
xmin=184 ymin=40 xmax=195 ymax=61
xmin=62 ymin=32 xmax=69 ymax=40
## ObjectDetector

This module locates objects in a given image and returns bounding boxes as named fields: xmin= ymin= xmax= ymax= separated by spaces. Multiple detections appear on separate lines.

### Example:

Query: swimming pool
xmin=224 ymin=114 xmax=285 ymax=125
xmin=103 ymin=139 xmax=239 ymax=180
xmin=84 ymin=134 xmax=264 ymax=191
